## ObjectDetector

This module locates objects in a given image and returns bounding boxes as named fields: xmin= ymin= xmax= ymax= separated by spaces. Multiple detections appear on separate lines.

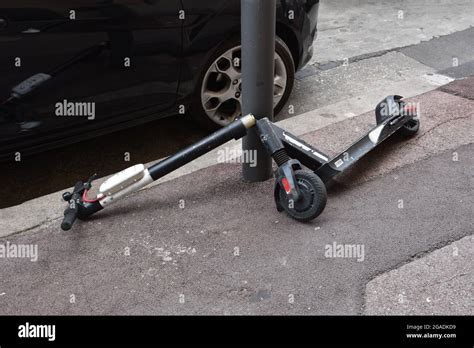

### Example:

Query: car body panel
xmin=0 ymin=0 xmax=182 ymax=157
xmin=0 ymin=0 xmax=319 ymax=160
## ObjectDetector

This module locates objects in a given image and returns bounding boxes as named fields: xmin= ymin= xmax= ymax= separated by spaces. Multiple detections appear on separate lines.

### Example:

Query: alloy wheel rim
xmin=201 ymin=45 xmax=287 ymax=126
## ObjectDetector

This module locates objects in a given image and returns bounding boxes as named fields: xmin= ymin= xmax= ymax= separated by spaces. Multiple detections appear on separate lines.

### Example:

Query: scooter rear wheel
xmin=278 ymin=170 xmax=327 ymax=222
xmin=398 ymin=118 xmax=420 ymax=138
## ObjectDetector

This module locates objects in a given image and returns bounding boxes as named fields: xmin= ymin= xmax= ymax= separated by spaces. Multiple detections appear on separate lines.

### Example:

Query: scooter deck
xmin=264 ymin=111 xmax=416 ymax=182
xmin=316 ymin=112 xmax=415 ymax=182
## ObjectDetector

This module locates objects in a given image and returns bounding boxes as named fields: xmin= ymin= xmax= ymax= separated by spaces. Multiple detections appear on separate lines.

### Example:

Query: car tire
xmin=191 ymin=36 xmax=295 ymax=130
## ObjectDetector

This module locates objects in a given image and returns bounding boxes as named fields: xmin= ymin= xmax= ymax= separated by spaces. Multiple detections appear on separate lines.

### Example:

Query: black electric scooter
xmin=60 ymin=95 xmax=419 ymax=230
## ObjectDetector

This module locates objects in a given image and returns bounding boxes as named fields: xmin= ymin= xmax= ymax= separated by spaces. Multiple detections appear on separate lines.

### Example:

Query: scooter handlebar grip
xmin=61 ymin=204 xmax=78 ymax=231
xmin=61 ymin=181 xmax=83 ymax=231
xmin=61 ymin=208 xmax=77 ymax=231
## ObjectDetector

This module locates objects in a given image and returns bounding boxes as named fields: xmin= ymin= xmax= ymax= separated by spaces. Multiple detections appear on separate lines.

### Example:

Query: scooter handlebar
xmin=60 ymin=181 xmax=83 ymax=231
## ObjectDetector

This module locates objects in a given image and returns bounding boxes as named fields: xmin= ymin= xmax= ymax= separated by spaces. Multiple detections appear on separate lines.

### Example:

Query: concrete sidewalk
xmin=312 ymin=0 xmax=474 ymax=65
xmin=0 ymin=78 xmax=473 ymax=315
xmin=365 ymin=235 xmax=473 ymax=315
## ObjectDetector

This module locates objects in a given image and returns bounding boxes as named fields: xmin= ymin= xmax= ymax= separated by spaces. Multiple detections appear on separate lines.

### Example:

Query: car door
xmin=0 ymin=0 xmax=182 ymax=148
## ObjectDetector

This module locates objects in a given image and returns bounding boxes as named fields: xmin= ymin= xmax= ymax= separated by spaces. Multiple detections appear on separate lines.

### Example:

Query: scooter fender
xmin=273 ymin=182 xmax=284 ymax=212
xmin=274 ymin=159 xmax=302 ymax=207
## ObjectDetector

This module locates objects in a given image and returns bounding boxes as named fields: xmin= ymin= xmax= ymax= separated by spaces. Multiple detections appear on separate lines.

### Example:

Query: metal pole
xmin=241 ymin=0 xmax=276 ymax=182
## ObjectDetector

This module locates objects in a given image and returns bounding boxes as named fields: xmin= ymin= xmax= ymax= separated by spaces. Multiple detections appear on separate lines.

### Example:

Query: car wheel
xmin=192 ymin=36 xmax=295 ymax=129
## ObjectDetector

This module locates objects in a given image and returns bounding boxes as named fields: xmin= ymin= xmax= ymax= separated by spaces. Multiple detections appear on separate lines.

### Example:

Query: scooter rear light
xmin=403 ymin=104 xmax=417 ymax=115
xmin=282 ymin=178 xmax=291 ymax=194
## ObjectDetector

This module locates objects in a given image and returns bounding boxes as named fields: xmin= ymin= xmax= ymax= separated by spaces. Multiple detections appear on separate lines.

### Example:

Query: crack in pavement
xmin=415 ymin=114 xmax=473 ymax=142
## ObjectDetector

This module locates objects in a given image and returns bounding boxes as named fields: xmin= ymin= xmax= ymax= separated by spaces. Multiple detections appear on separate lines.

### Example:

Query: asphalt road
xmin=0 ymin=143 xmax=472 ymax=315
xmin=1 ymin=70 xmax=472 ymax=315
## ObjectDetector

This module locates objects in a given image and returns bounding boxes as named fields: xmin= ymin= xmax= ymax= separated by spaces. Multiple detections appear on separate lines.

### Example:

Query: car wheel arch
xmin=198 ymin=23 xmax=299 ymax=76
xmin=276 ymin=21 xmax=300 ymax=71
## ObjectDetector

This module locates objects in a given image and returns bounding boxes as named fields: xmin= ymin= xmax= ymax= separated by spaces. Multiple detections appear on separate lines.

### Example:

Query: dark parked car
xmin=0 ymin=0 xmax=319 ymax=160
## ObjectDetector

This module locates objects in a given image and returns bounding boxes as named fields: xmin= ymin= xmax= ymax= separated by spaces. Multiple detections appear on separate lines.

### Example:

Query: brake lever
xmin=62 ymin=175 xmax=97 ymax=201
xmin=84 ymin=173 xmax=98 ymax=190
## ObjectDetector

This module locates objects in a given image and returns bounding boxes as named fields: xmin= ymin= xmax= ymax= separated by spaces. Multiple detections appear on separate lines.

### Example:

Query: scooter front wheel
xmin=277 ymin=170 xmax=327 ymax=222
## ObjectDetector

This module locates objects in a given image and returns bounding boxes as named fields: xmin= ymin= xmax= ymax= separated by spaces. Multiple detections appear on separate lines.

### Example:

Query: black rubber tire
xmin=398 ymin=118 xmax=420 ymax=138
xmin=278 ymin=170 xmax=327 ymax=222
xmin=191 ymin=36 xmax=295 ymax=130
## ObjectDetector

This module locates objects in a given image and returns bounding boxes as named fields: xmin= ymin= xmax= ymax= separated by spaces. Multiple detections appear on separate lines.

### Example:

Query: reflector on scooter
xmin=99 ymin=164 xmax=147 ymax=195
xmin=281 ymin=178 xmax=291 ymax=194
